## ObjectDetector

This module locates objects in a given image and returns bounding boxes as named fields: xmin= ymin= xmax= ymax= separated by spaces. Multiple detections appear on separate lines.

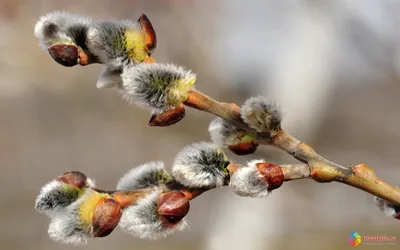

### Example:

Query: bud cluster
xmin=35 ymin=171 xmax=122 ymax=244
xmin=35 ymin=11 xmax=198 ymax=126
xmin=34 ymin=11 xmax=156 ymax=68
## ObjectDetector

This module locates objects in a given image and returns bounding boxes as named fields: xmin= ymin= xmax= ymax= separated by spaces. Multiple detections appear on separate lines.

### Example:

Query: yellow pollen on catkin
xmin=79 ymin=191 xmax=109 ymax=226
xmin=124 ymin=29 xmax=148 ymax=63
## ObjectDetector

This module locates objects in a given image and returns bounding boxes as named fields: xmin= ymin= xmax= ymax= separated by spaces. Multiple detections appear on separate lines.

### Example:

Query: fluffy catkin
xmin=374 ymin=196 xmax=400 ymax=219
xmin=47 ymin=189 xmax=98 ymax=245
xmin=34 ymin=11 xmax=92 ymax=50
xmin=120 ymin=63 xmax=196 ymax=114
xmin=241 ymin=96 xmax=282 ymax=133
xmin=172 ymin=142 xmax=229 ymax=188
xmin=118 ymin=190 xmax=187 ymax=239
xmin=229 ymin=159 xmax=270 ymax=198
xmin=116 ymin=161 xmax=171 ymax=190
xmin=35 ymin=177 xmax=95 ymax=216
xmin=209 ymin=117 xmax=256 ymax=147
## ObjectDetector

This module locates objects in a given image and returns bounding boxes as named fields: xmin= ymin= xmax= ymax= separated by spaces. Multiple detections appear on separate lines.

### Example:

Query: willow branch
xmin=97 ymin=163 xmax=310 ymax=207
xmin=183 ymin=89 xmax=400 ymax=206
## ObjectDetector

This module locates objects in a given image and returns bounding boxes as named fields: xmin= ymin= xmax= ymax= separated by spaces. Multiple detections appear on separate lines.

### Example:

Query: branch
xmin=33 ymin=11 xmax=400 ymax=245
xmin=34 ymin=160 xmax=309 ymax=244
xmin=184 ymin=89 xmax=400 ymax=206
xmin=102 ymin=163 xmax=310 ymax=205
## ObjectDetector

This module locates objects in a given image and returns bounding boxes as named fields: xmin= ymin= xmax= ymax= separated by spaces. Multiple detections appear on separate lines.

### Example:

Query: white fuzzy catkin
xmin=116 ymin=161 xmax=169 ymax=190
xmin=35 ymin=178 xmax=95 ymax=217
xmin=208 ymin=117 xmax=243 ymax=147
xmin=119 ymin=190 xmax=187 ymax=240
xmin=86 ymin=20 xmax=142 ymax=68
xmin=229 ymin=159 xmax=270 ymax=198
xmin=34 ymin=11 xmax=92 ymax=50
xmin=120 ymin=63 xmax=196 ymax=113
xmin=47 ymin=189 xmax=95 ymax=245
xmin=241 ymin=96 xmax=282 ymax=133
xmin=374 ymin=196 xmax=400 ymax=218
xmin=172 ymin=142 xmax=228 ymax=188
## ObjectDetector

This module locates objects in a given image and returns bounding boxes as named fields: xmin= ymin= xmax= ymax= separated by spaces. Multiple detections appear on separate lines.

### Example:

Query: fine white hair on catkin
xmin=47 ymin=189 xmax=95 ymax=245
xmin=34 ymin=11 xmax=92 ymax=51
xmin=35 ymin=180 xmax=80 ymax=216
xmin=96 ymin=66 xmax=123 ymax=89
xmin=86 ymin=20 xmax=141 ymax=68
xmin=118 ymin=190 xmax=187 ymax=240
xmin=116 ymin=161 xmax=169 ymax=190
xmin=35 ymin=177 xmax=95 ymax=217
xmin=374 ymin=196 xmax=400 ymax=218
xmin=120 ymin=63 xmax=196 ymax=114
xmin=172 ymin=142 xmax=228 ymax=188
xmin=229 ymin=159 xmax=270 ymax=198
xmin=208 ymin=117 xmax=244 ymax=147
xmin=241 ymin=96 xmax=282 ymax=133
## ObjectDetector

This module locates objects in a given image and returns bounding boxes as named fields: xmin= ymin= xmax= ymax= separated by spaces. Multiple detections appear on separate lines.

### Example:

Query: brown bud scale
xmin=157 ymin=191 xmax=189 ymax=226
xmin=48 ymin=44 xmax=78 ymax=67
xmin=56 ymin=171 xmax=87 ymax=188
xmin=92 ymin=198 xmax=122 ymax=238
xmin=228 ymin=140 xmax=258 ymax=155
xmin=137 ymin=14 xmax=157 ymax=54
xmin=149 ymin=103 xmax=185 ymax=126
xmin=256 ymin=162 xmax=284 ymax=191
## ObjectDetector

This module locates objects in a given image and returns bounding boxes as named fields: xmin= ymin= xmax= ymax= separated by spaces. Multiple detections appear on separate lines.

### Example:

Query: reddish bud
xmin=92 ymin=198 xmax=122 ymax=237
xmin=256 ymin=162 xmax=284 ymax=191
xmin=48 ymin=44 xmax=79 ymax=67
xmin=137 ymin=14 xmax=157 ymax=54
xmin=149 ymin=103 xmax=185 ymax=127
xmin=56 ymin=171 xmax=87 ymax=188
xmin=157 ymin=191 xmax=189 ymax=226
xmin=228 ymin=140 xmax=259 ymax=155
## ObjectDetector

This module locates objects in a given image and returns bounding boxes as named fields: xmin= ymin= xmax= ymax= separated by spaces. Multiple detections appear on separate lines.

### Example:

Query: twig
xmin=96 ymin=163 xmax=310 ymax=206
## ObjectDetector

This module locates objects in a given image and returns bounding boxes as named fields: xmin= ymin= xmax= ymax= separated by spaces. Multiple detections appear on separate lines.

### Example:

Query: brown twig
xmin=183 ymin=90 xmax=400 ymax=206
xmin=99 ymin=162 xmax=310 ymax=207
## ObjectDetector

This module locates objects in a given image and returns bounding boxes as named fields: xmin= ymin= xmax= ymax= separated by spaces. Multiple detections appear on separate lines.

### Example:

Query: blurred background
xmin=1 ymin=0 xmax=399 ymax=249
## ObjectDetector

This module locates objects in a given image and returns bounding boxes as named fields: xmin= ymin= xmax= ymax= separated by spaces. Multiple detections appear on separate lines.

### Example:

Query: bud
xmin=47 ymin=189 xmax=122 ymax=244
xmin=241 ymin=96 xmax=282 ymax=135
xmin=48 ymin=44 xmax=79 ymax=67
xmin=35 ymin=171 xmax=94 ymax=216
xmin=157 ymin=191 xmax=190 ymax=226
xmin=92 ymin=198 xmax=122 ymax=237
xmin=208 ymin=117 xmax=258 ymax=155
xmin=119 ymin=190 xmax=188 ymax=239
xmin=116 ymin=161 xmax=172 ymax=191
xmin=374 ymin=196 xmax=400 ymax=220
xmin=172 ymin=142 xmax=230 ymax=188
xmin=148 ymin=102 xmax=186 ymax=126
xmin=230 ymin=160 xmax=283 ymax=198
xmin=228 ymin=141 xmax=258 ymax=155
xmin=119 ymin=63 xmax=196 ymax=114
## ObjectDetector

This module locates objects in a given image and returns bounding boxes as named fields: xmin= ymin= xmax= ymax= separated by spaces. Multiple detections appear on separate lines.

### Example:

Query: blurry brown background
xmin=1 ymin=0 xmax=399 ymax=249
